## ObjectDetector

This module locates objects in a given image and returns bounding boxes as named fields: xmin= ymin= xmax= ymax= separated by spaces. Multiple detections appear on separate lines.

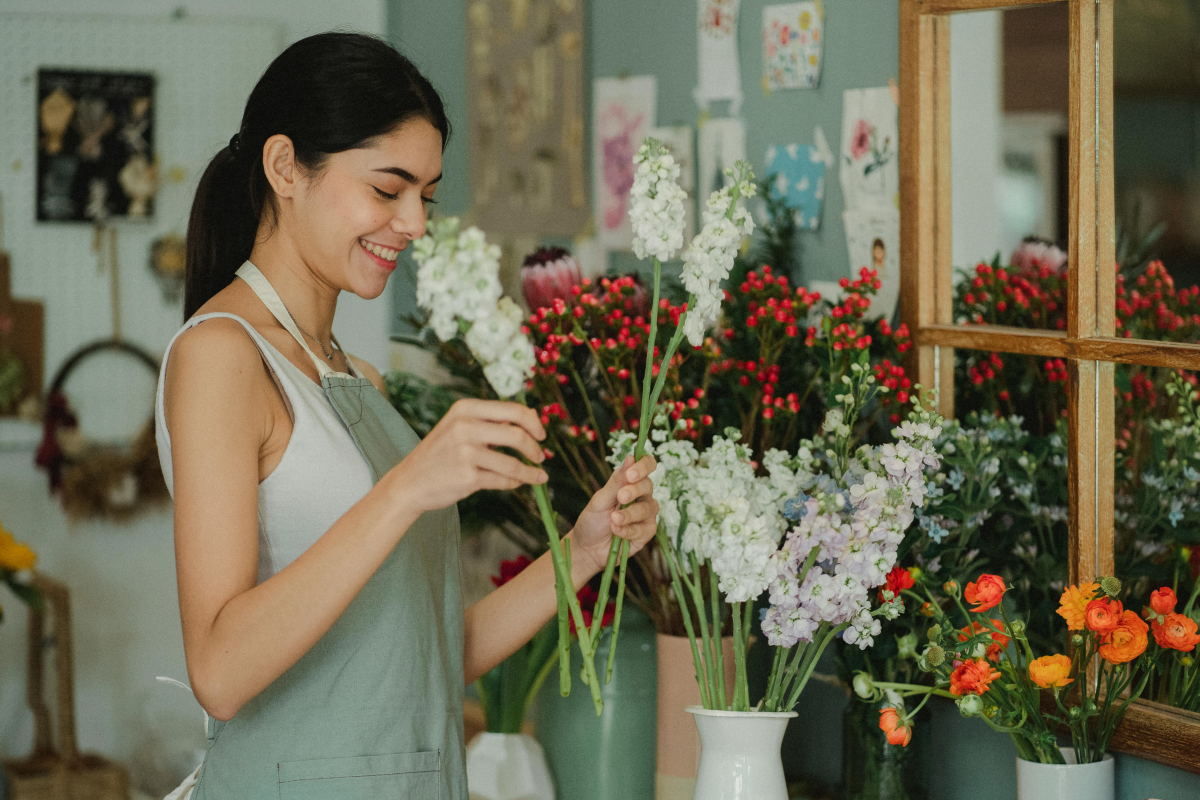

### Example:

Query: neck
xmin=247 ymin=230 xmax=339 ymax=343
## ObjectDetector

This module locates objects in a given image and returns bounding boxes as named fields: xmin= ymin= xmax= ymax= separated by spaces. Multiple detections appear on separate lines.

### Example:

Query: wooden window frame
xmin=899 ymin=0 xmax=1200 ymax=773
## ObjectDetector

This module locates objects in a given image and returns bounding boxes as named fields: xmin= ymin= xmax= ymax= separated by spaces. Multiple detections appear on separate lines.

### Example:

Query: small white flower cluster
xmin=762 ymin=408 xmax=944 ymax=650
xmin=679 ymin=162 xmax=756 ymax=346
xmin=629 ymin=139 xmax=689 ymax=263
xmin=413 ymin=218 xmax=535 ymax=399
xmin=609 ymin=423 xmax=799 ymax=605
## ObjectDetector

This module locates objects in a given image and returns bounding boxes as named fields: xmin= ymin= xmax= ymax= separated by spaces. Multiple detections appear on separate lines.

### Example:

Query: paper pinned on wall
xmin=843 ymin=207 xmax=901 ymax=322
xmin=593 ymin=75 xmax=657 ymax=250
xmin=697 ymin=117 xmax=746 ymax=199
xmin=648 ymin=125 xmax=696 ymax=244
xmin=839 ymin=87 xmax=899 ymax=214
xmin=764 ymin=143 xmax=825 ymax=230
xmin=762 ymin=2 xmax=823 ymax=92
xmin=695 ymin=0 xmax=743 ymax=113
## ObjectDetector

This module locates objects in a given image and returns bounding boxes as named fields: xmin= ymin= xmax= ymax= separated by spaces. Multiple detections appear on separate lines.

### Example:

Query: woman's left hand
xmin=571 ymin=454 xmax=659 ymax=575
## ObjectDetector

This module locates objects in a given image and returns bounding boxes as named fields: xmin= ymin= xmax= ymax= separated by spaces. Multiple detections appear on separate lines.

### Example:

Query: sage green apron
xmin=191 ymin=263 xmax=467 ymax=800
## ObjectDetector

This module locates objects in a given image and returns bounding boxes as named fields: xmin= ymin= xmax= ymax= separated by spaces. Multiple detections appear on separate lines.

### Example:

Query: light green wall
xmin=385 ymin=3 xmax=1200 ymax=797
xmin=388 ymin=0 xmax=898 ymax=334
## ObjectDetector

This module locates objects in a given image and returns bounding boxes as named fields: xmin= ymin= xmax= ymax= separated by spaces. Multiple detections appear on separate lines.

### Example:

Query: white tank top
xmin=155 ymin=313 xmax=375 ymax=584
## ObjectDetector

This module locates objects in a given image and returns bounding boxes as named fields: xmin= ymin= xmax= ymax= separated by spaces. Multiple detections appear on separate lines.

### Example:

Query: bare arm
xmin=462 ymin=454 xmax=659 ymax=684
xmin=167 ymin=322 xmax=548 ymax=720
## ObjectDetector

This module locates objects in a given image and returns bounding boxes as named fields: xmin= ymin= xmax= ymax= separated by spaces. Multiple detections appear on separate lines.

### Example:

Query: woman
xmin=156 ymin=33 xmax=658 ymax=799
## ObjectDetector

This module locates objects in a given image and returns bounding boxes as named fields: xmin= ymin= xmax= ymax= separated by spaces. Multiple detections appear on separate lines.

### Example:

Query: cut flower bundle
xmin=855 ymin=571 xmax=1200 ymax=764
xmin=617 ymin=358 xmax=947 ymax=713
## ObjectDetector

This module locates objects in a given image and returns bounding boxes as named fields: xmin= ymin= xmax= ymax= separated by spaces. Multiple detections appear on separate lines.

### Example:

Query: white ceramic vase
xmin=1015 ymin=747 xmax=1114 ymax=800
xmin=465 ymin=732 xmax=555 ymax=800
xmin=687 ymin=706 xmax=797 ymax=800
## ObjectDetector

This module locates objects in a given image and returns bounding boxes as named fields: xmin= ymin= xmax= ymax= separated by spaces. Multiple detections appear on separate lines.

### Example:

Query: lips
xmin=359 ymin=238 xmax=405 ymax=272
xmin=359 ymin=238 xmax=401 ymax=263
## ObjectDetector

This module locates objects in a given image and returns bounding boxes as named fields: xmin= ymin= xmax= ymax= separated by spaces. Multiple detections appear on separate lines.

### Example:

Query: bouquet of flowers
xmin=854 ymin=571 xmax=1197 ymax=764
xmin=0 ymin=520 xmax=39 ymax=623
xmin=621 ymin=355 xmax=946 ymax=713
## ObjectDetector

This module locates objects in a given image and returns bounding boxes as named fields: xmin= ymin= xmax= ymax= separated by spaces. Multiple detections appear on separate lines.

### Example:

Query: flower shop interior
xmin=1 ymin=0 xmax=1200 ymax=799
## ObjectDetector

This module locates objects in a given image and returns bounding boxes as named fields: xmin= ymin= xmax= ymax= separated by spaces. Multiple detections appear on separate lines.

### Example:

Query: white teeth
xmin=360 ymin=239 xmax=398 ymax=262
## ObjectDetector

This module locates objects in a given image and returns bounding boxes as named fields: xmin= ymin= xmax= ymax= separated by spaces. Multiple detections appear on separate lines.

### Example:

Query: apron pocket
xmin=277 ymin=750 xmax=440 ymax=800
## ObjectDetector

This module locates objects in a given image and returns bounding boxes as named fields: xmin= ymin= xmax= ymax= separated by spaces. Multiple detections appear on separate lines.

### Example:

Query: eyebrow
xmin=372 ymin=167 xmax=442 ymax=186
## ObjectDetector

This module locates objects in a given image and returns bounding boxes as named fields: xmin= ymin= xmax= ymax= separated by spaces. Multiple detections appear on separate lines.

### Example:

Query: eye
xmin=421 ymin=196 xmax=438 ymax=206
xmin=372 ymin=186 xmax=399 ymax=201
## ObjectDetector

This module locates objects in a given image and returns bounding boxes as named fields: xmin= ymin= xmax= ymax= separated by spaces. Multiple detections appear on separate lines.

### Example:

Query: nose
xmin=389 ymin=193 xmax=427 ymax=242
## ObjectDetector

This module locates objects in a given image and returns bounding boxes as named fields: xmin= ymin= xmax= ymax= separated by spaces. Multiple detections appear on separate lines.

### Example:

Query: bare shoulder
xmin=348 ymin=355 xmax=386 ymax=394
xmin=164 ymin=317 xmax=272 ymax=434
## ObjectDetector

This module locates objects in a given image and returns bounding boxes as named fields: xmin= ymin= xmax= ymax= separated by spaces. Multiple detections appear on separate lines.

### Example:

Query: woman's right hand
xmin=389 ymin=398 xmax=549 ymax=514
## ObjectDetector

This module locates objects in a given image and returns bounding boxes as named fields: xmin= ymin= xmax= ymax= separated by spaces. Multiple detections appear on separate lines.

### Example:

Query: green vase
xmin=534 ymin=606 xmax=657 ymax=800
xmin=841 ymin=698 xmax=923 ymax=800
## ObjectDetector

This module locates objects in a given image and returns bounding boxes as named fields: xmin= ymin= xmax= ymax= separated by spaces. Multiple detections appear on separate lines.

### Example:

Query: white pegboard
xmin=0 ymin=12 xmax=282 ymax=419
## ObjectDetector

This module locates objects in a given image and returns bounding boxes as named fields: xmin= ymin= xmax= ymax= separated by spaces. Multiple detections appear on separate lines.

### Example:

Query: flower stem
xmin=656 ymin=526 xmax=711 ymax=707
xmin=709 ymin=567 xmax=728 ymax=709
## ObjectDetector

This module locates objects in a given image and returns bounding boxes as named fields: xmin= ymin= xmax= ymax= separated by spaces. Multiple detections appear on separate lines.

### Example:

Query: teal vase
xmin=534 ymin=606 xmax=657 ymax=800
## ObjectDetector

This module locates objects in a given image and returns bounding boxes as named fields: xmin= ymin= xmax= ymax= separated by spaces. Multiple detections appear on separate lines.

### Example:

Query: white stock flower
xmin=629 ymin=139 xmax=688 ymax=263
xmin=413 ymin=219 xmax=503 ymax=341
xmin=678 ymin=162 xmax=756 ymax=346
xmin=413 ymin=218 xmax=534 ymax=399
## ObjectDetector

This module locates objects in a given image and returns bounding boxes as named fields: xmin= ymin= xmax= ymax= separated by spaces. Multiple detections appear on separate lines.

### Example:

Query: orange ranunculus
xmin=1057 ymin=582 xmax=1099 ymax=631
xmin=949 ymin=658 xmax=1002 ymax=696
xmin=1152 ymin=613 xmax=1200 ymax=653
xmin=0 ymin=524 xmax=36 ymax=572
xmin=878 ymin=707 xmax=912 ymax=747
xmin=1028 ymin=654 xmax=1074 ymax=688
xmin=1149 ymin=587 xmax=1177 ymax=616
xmin=957 ymin=621 xmax=1011 ymax=662
xmin=1085 ymin=597 xmax=1124 ymax=636
xmin=1098 ymin=610 xmax=1149 ymax=664
xmin=964 ymin=574 xmax=1006 ymax=613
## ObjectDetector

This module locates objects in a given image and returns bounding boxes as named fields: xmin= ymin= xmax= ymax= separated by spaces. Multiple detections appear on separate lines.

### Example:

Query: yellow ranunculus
xmin=1056 ymin=582 xmax=1098 ymax=631
xmin=1028 ymin=654 xmax=1073 ymax=688
xmin=0 ymin=523 xmax=36 ymax=572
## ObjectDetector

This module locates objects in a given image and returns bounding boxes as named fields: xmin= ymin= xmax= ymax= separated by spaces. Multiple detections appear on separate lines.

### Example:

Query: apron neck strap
xmin=236 ymin=262 xmax=337 ymax=379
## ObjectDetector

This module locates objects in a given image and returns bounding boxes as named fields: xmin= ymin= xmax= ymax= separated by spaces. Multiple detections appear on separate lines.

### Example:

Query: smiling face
xmin=280 ymin=117 xmax=443 ymax=300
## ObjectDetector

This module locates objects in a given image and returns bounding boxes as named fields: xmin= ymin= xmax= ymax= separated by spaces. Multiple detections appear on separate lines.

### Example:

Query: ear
xmin=262 ymin=134 xmax=298 ymax=199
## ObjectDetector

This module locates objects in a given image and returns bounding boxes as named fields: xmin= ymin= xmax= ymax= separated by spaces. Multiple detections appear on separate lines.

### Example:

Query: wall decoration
xmin=36 ymin=69 xmax=155 ymax=223
xmin=149 ymin=233 xmax=186 ymax=302
xmin=839 ymin=86 xmax=899 ymax=213
xmin=593 ymin=75 xmax=657 ymax=250
xmin=34 ymin=339 xmax=167 ymax=521
xmin=762 ymin=2 xmax=823 ymax=92
xmin=697 ymin=117 xmax=745 ymax=198
xmin=467 ymin=0 xmax=588 ymax=235
xmin=648 ymin=125 xmax=696 ymax=243
xmin=843 ymin=207 xmax=900 ymax=322
xmin=695 ymin=0 xmax=743 ymax=112
xmin=0 ymin=251 xmax=44 ymax=419
xmin=764 ymin=142 xmax=825 ymax=230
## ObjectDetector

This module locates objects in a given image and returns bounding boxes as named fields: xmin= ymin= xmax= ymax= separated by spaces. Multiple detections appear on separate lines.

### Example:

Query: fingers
xmin=610 ymin=496 xmax=659 ymax=543
xmin=622 ymin=454 xmax=657 ymax=485
xmin=467 ymin=420 xmax=544 ymax=465
xmin=454 ymin=398 xmax=545 ymax=442
xmin=475 ymin=446 xmax=547 ymax=488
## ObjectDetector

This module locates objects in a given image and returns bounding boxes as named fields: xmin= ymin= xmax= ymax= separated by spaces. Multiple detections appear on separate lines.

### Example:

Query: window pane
xmin=949 ymin=3 xmax=1070 ymax=332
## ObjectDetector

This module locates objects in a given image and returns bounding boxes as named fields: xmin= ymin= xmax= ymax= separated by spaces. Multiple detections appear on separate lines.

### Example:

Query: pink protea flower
xmin=521 ymin=247 xmax=584 ymax=310
xmin=1010 ymin=237 xmax=1067 ymax=275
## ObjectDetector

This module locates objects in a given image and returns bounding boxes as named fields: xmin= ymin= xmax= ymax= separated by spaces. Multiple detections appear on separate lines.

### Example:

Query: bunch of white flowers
xmin=679 ymin=162 xmax=756 ymax=346
xmin=413 ymin=218 xmax=535 ymax=399
xmin=629 ymin=139 xmax=689 ymax=263
xmin=762 ymin=406 xmax=944 ymax=650
xmin=413 ymin=218 xmax=503 ymax=341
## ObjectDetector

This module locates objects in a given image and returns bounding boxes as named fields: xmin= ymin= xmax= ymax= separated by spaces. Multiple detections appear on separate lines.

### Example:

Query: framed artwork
xmin=467 ymin=0 xmax=588 ymax=236
xmin=36 ymin=69 xmax=156 ymax=223
xmin=593 ymin=75 xmax=657 ymax=250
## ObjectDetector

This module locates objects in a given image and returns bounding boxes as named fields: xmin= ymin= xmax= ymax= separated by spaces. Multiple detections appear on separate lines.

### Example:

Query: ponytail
xmin=183 ymin=32 xmax=450 ymax=320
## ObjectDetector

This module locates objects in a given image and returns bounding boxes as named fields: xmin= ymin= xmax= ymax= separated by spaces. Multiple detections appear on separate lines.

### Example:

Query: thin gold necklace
xmin=278 ymin=297 xmax=334 ymax=361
